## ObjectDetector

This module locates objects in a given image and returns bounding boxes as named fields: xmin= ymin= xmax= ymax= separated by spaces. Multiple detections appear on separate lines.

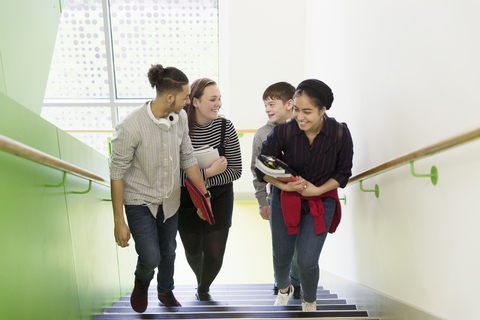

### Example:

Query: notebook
xmin=184 ymin=178 xmax=215 ymax=225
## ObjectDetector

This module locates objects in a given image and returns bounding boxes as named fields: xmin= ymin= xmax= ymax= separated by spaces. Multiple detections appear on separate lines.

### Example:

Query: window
xmin=42 ymin=0 xmax=219 ymax=156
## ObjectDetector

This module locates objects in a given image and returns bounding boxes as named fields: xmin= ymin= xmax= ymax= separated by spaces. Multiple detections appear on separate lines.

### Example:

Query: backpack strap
xmin=336 ymin=121 xmax=344 ymax=153
xmin=218 ymin=117 xmax=227 ymax=156
xmin=281 ymin=119 xmax=293 ymax=157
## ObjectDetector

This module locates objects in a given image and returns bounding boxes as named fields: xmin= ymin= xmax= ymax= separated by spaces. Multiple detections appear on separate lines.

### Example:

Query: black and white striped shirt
xmin=181 ymin=117 xmax=242 ymax=187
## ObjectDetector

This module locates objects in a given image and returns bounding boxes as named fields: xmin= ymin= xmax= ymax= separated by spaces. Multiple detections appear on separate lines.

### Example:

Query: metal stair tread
xmin=112 ymin=299 xmax=348 ymax=307
xmin=94 ymin=309 xmax=369 ymax=319
xmin=94 ymin=283 xmax=371 ymax=319
xmin=104 ymin=304 xmax=358 ymax=313
xmin=121 ymin=295 xmax=338 ymax=302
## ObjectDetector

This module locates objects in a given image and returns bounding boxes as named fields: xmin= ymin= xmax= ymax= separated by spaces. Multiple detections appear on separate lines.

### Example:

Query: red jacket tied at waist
xmin=280 ymin=189 xmax=341 ymax=235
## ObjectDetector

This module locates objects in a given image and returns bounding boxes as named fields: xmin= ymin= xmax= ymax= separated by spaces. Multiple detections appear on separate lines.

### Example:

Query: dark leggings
xmin=178 ymin=183 xmax=234 ymax=292
xmin=179 ymin=228 xmax=229 ymax=292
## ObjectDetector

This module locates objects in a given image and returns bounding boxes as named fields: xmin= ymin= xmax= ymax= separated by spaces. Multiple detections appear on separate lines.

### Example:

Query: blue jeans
xmin=125 ymin=205 xmax=178 ymax=294
xmin=270 ymin=218 xmax=301 ymax=287
xmin=270 ymin=186 xmax=336 ymax=303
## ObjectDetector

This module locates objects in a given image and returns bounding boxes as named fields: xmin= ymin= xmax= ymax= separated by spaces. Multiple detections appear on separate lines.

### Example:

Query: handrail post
xmin=339 ymin=194 xmax=347 ymax=205
xmin=45 ymin=171 xmax=67 ymax=188
xmin=359 ymin=180 xmax=379 ymax=198
xmin=410 ymin=161 xmax=438 ymax=185
xmin=71 ymin=180 xmax=93 ymax=194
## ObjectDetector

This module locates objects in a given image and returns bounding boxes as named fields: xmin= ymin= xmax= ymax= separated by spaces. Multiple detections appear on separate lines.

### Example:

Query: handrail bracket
xmin=71 ymin=180 xmax=93 ymax=194
xmin=410 ymin=161 xmax=438 ymax=185
xmin=359 ymin=180 xmax=379 ymax=198
xmin=46 ymin=171 xmax=67 ymax=188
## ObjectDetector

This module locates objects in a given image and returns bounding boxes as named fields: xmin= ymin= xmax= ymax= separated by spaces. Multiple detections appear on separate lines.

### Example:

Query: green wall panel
xmin=55 ymin=129 xmax=138 ymax=297
xmin=0 ymin=92 xmax=124 ymax=319
xmin=0 ymin=93 xmax=81 ymax=319
xmin=57 ymin=129 xmax=121 ymax=318
xmin=0 ymin=152 xmax=80 ymax=320
xmin=0 ymin=49 xmax=5 ymax=95
xmin=0 ymin=93 xmax=60 ymax=158
xmin=56 ymin=129 xmax=110 ymax=181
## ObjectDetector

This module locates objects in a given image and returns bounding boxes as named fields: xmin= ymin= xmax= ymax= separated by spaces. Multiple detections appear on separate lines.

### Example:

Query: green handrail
xmin=347 ymin=127 xmax=480 ymax=199
xmin=0 ymin=134 xmax=110 ymax=193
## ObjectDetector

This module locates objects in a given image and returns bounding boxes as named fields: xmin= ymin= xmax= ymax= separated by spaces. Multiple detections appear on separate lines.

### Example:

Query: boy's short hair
xmin=262 ymin=82 xmax=295 ymax=104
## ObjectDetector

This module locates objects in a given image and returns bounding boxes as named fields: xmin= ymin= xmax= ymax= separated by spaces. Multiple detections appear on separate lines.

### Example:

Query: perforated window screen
xmin=110 ymin=0 xmax=219 ymax=98
xmin=45 ymin=0 xmax=109 ymax=99
xmin=42 ymin=0 xmax=219 ymax=156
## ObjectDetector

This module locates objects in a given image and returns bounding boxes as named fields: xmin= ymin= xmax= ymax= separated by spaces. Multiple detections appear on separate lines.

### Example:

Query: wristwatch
xmin=204 ymin=191 xmax=211 ymax=198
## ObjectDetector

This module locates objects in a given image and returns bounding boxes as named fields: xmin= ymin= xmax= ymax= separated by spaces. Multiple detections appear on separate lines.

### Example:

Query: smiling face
xmin=293 ymin=93 xmax=326 ymax=134
xmin=264 ymin=98 xmax=293 ymax=124
xmin=193 ymin=84 xmax=222 ymax=125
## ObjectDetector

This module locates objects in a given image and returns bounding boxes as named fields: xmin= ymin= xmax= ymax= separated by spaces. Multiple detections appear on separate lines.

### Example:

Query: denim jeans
xmin=270 ymin=186 xmax=336 ymax=303
xmin=270 ymin=218 xmax=301 ymax=287
xmin=125 ymin=204 xmax=178 ymax=294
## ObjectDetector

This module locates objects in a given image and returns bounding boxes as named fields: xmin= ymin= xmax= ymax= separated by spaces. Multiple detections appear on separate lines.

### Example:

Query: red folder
xmin=184 ymin=178 xmax=215 ymax=225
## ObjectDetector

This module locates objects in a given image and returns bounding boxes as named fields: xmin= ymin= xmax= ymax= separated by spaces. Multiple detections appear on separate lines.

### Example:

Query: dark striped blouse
xmin=180 ymin=117 xmax=242 ymax=187
xmin=256 ymin=116 xmax=353 ymax=188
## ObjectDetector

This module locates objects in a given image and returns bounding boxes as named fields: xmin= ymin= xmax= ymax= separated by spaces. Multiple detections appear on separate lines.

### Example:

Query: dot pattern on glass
xmin=41 ymin=106 xmax=113 ymax=156
xmin=110 ymin=0 xmax=219 ymax=98
xmin=45 ymin=0 xmax=109 ymax=99
xmin=41 ymin=106 xmax=112 ymax=130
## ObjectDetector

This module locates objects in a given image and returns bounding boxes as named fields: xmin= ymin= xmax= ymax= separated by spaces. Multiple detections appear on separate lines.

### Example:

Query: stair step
xmin=94 ymin=283 xmax=371 ymax=319
xmin=112 ymin=299 xmax=348 ymax=307
xmin=120 ymin=294 xmax=338 ymax=302
xmin=158 ymin=284 xmax=323 ymax=290
xmin=138 ymin=290 xmax=332 ymax=296
xmin=94 ymin=310 xmax=369 ymax=319
xmin=104 ymin=304 xmax=358 ymax=313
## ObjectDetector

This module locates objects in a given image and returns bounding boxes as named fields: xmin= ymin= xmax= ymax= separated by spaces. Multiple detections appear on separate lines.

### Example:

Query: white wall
xmin=302 ymin=1 xmax=480 ymax=319
xmin=220 ymin=0 xmax=309 ymax=198
xmin=222 ymin=1 xmax=480 ymax=318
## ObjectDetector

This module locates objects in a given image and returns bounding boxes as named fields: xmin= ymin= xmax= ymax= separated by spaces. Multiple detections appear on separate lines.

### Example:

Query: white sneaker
xmin=302 ymin=300 xmax=317 ymax=312
xmin=274 ymin=284 xmax=294 ymax=306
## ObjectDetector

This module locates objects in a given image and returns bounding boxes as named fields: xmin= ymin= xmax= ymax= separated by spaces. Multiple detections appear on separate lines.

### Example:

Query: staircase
xmin=94 ymin=283 xmax=373 ymax=319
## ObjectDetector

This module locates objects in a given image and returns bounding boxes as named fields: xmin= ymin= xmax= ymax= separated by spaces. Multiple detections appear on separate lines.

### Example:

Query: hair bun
xmin=148 ymin=64 xmax=165 ymax=88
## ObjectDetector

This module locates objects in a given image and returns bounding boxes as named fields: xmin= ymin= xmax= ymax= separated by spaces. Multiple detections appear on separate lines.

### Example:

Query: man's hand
xmin=114 ymin=222 xmax=131 ymax=248
xmin=259 ymin=205 xmax=270 ymax=220
xmin=195 ymin=197 xmax=211 ymax=220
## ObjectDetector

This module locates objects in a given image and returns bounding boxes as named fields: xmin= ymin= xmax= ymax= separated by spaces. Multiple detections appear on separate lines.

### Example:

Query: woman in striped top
xmin=179 ymin=78 xmax=242 ymax=301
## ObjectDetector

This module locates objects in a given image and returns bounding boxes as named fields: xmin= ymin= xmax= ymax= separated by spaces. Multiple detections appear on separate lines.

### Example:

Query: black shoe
xmin=273 ymin=284 xmax=279 ymax=295
xmin=293 ymin=285 xmax=302 ymax=299
xmin=130 ymin=278 xmax=150 ymax=313
xmin=196 ymin=290 xmax=214 ymax=301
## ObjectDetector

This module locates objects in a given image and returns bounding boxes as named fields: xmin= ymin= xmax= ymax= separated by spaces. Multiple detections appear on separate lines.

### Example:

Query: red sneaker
xmin=130 ymin=278 xmax=150 ymax=313
xmin=158 ymin=291 xmax=182 ymax=307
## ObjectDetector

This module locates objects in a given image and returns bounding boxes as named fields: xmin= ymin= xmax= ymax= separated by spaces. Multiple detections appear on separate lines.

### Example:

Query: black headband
xmin=296 ymin=79 xmax=334 ymax=110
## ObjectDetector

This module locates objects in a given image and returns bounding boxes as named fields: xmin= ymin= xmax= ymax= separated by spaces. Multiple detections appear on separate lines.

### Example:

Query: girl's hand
xmin=284 ymin=177 xmax=306 ymax=192
xmin=297 ymin=180 xmax=317 ymax=197
xmin=207 ymin=156 xmax=228 ymax=177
